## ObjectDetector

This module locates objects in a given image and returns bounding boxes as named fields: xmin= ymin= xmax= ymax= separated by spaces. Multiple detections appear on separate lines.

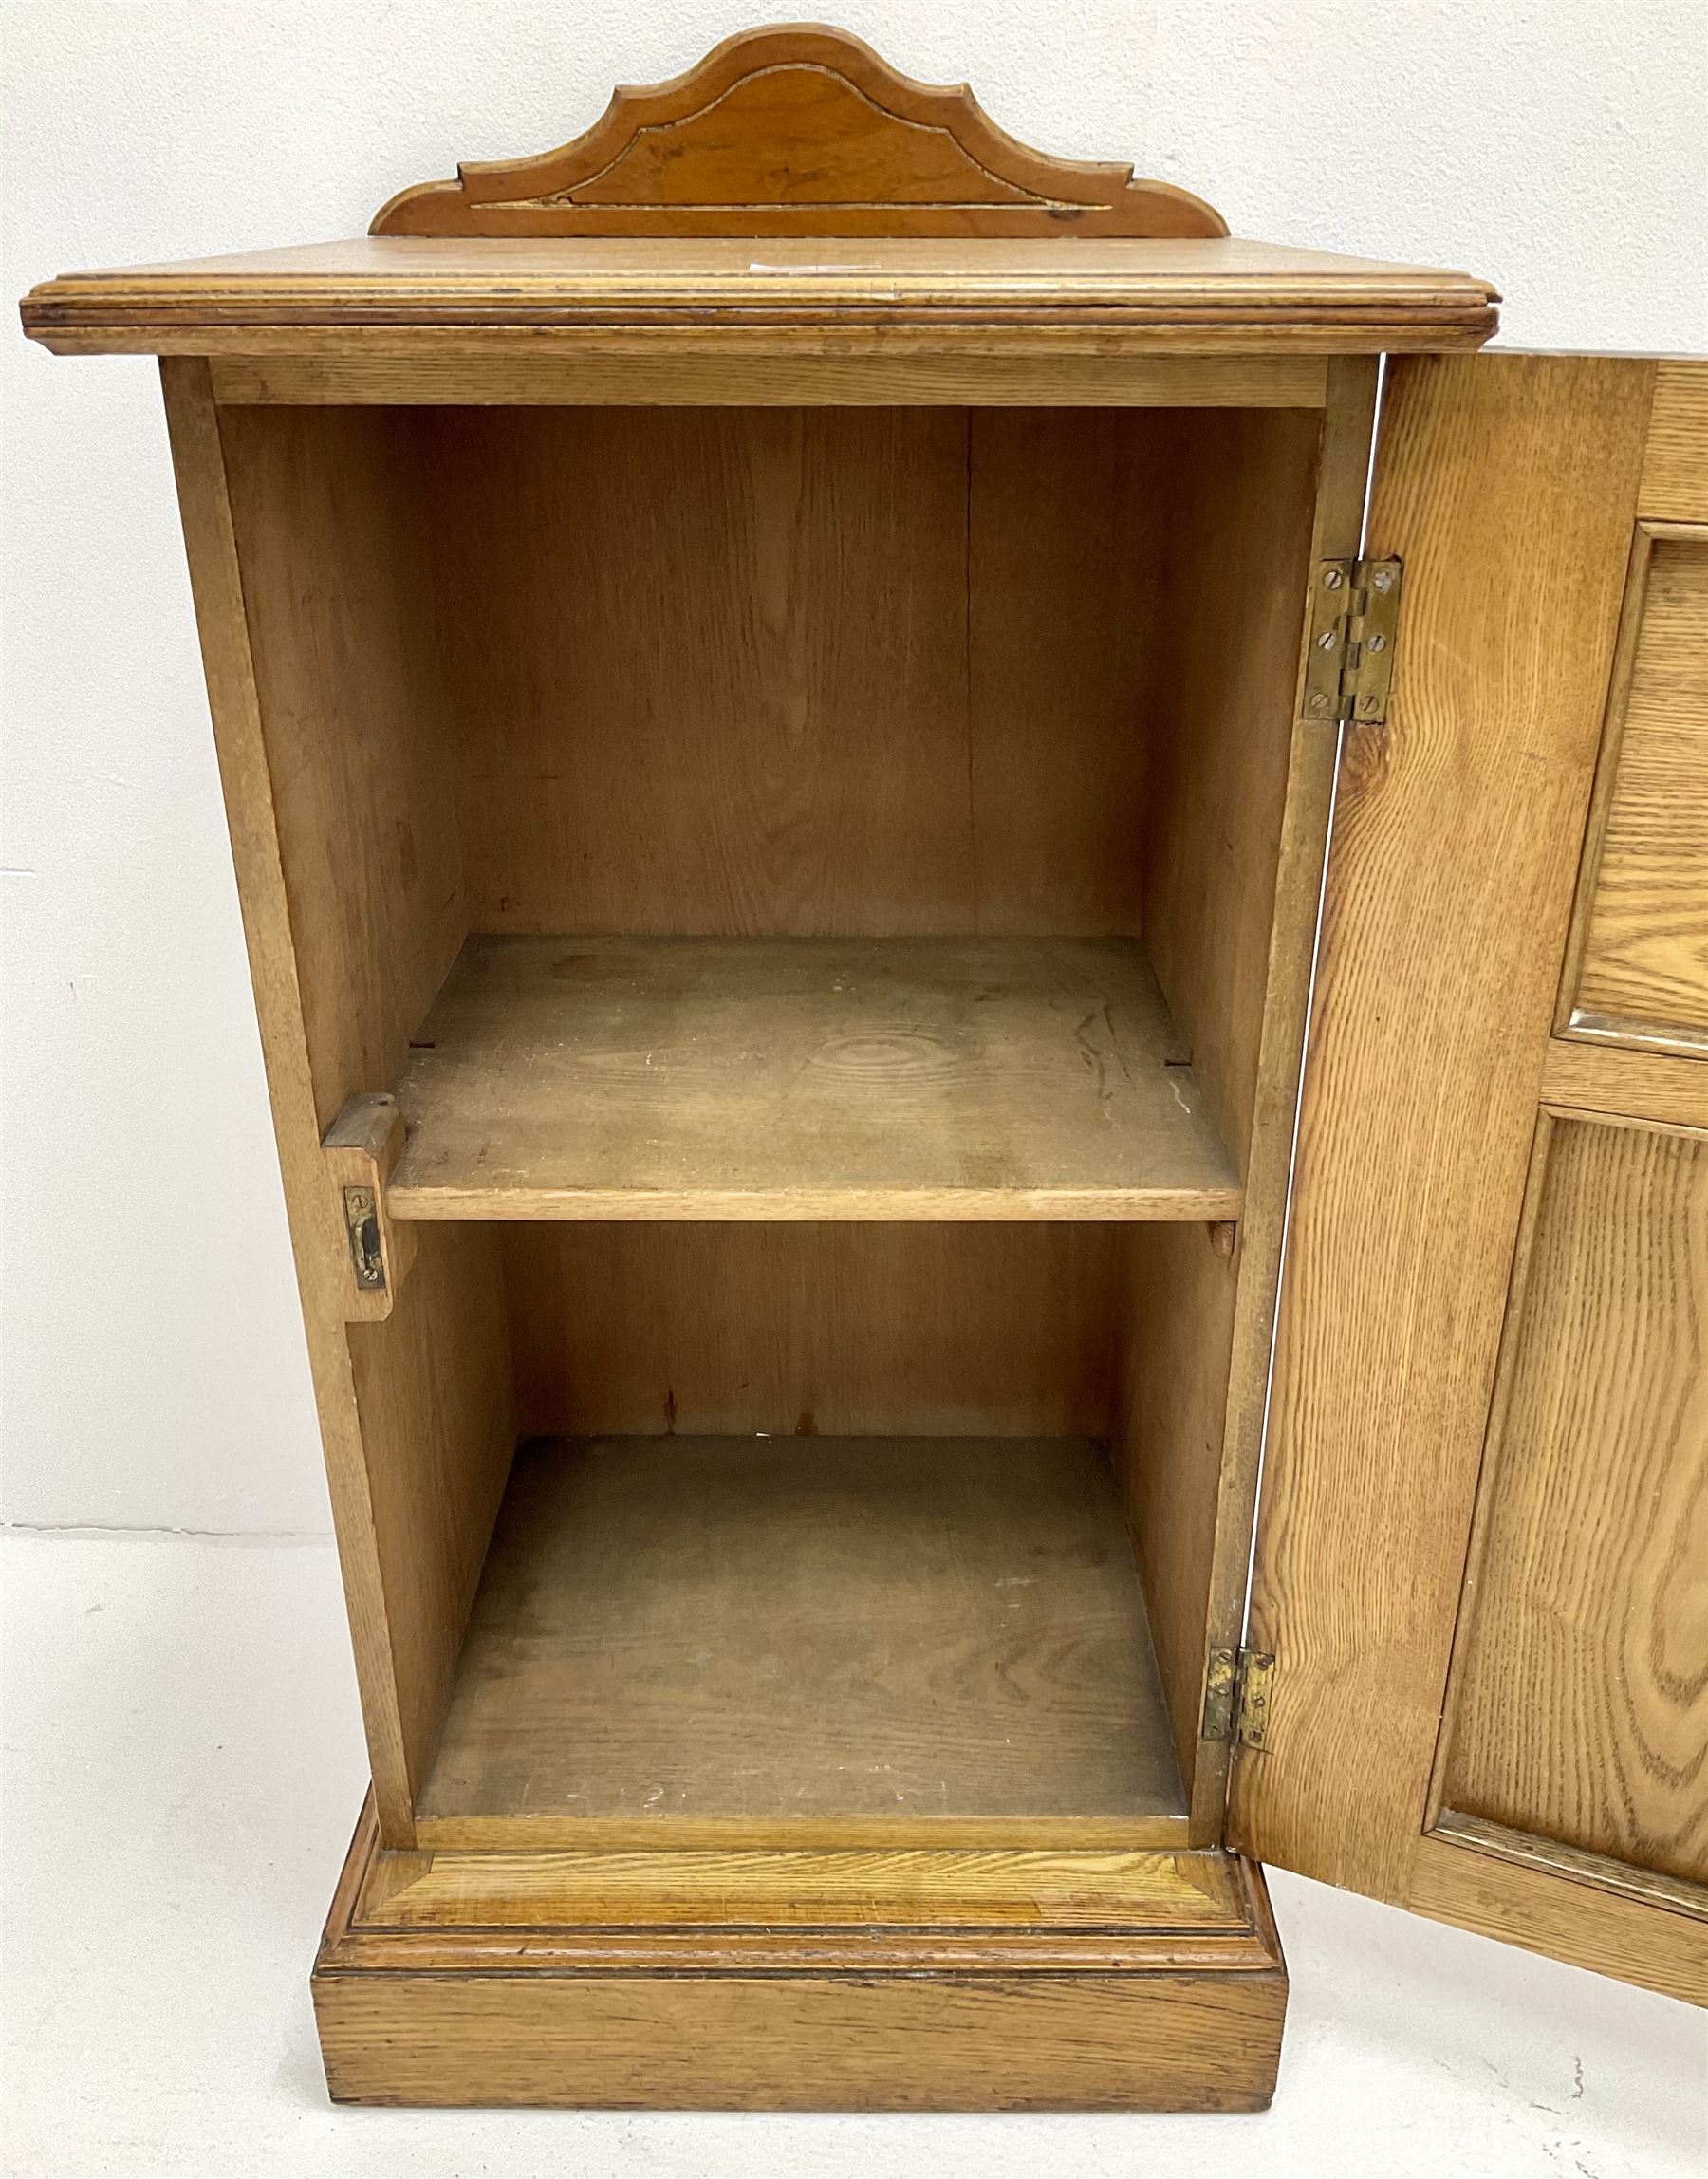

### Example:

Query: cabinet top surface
xmin=20 ymin=235 xmax=1499 ymax=354
xmin=18 ymin=24 xmax=1497 ymax=357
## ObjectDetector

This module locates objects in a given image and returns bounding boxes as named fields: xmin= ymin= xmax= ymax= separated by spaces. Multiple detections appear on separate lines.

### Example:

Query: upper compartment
xmin=19 ymin=23 xmax=1498 ymax=363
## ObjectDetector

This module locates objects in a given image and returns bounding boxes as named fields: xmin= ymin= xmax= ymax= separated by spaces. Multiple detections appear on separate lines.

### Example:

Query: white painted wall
xmin=5 ymin=1 xmax=1706 ymax=1535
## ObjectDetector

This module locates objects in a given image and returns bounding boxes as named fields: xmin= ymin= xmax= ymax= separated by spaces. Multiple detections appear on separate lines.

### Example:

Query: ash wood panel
xmin=215 ymin=402 xmax=517 ymax=1843
xmin=372 ymin=26 xmax=1224 ymax=242
xmin=334 ymin=1799 xmax=1264 ymax=1967
xmin=386 ymin=937 xmax=1240 ymax=1221
xmin=167 ymin=382 xmax=514 ymax=1847
xmin=504 ymin=1223 xmax=1124 ymax=1441
xmin=1238 ymin=355 xmax=1657 ymax=1899
xmin=314 ymin=1969 xmax=1286 ymax=2111
xmin=217 ymin=405 xmax=465 ymax=1132
xmin=1118 ymin=1224 xmax=1241 ymax=1815
xmin=1640 ymin=361 xmax=1708 ymax=522
xmin=417 ymin=1436 xmax=1186 ymax=1835
xmin=429 ymin=406 xmax=1182 ymax=944
xmin=1117 ymin=365 xmax=1372 ymax=1836
xmin=1440 ymin=1118 xmax=1708 ymax=1888
xmin=20 ymin=236 xmax=1499 ymax=358
xmin=158 ymin=361 xmax=414 ymax=1839
xmin=1408 ymin=1830 xmax=1708 ymax=2007
xmin=1432 ymin=1811 xmax=1708 ymax=1923
xmin=428 ymin=404 xmax=975 ymax=938
xmin=414 ymin=1812 xmax=1190 ymax=1852
xmin=314 ymin=1805 xmax=1286 ymax=2108
xmin=209 ymin=352 xmax=1328 ymax=408
xmin=1567 ymin=528 xmax=1708 ymax=1051
xmin=360 ymin=1846 xmax=1245 ymax=1930
xmin=344 ymin=1223 xmax=516 ymax=1808
xmin=1141 ymin=405 xmax=1324 ymax=1173
xmin=967 ymin=410 xmax=1162 ymax=934
xmin=1542 ymin=1036 xmax=1708 ymax=1132
xmin=34 ymin=324 xmax=1503 ymax=363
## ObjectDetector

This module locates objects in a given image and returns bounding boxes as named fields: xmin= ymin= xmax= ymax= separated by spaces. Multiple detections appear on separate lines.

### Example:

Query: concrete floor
xmin=3 ymin=1532 xmax=1701 ymax=2177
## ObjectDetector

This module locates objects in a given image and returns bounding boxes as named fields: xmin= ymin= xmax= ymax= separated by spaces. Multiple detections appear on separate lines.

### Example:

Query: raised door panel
xmin=1439 ymin=1113 xmax=1708 ymax=1895
xmin=1562 ymin=524 xmax=1708 ymax=1052
xmin=1238 ymin=352 xmax=1708 ymax=2005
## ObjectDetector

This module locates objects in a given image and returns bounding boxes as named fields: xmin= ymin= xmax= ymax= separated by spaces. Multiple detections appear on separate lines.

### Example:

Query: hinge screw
xmin=1317 ymin=629 xmax=1338 ymax=650
xmin=1322 ymin=568 xmax=1345 ymax=589
xmin=1371 ymin=567 xmax=1395 ymax=592
xmin=1366 ymin=631 xmax=1387 ymax=653
xmin=1309 ymin=691 xmax=1332 ymax=713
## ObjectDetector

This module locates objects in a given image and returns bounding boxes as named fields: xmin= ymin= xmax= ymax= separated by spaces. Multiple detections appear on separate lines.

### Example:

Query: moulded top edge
xmin=20 ymin=235 xmax=1501 ymax=353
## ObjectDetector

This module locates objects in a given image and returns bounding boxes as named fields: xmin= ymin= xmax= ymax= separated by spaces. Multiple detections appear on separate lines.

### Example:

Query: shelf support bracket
xmin=323 ymin=1092 xmax=415 ymax=1321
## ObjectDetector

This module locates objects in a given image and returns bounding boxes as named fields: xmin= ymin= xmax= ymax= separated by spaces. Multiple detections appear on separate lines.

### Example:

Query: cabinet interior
xmin=218 ymin=398 xmax=1325 ymax=1847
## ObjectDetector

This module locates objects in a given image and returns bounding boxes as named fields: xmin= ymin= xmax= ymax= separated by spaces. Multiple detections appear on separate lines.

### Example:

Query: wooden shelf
xmin=416 ymin=1435 xmax=1189 ymax=1847
xmin=387 ymin=935 xmax=1242 ymax=1222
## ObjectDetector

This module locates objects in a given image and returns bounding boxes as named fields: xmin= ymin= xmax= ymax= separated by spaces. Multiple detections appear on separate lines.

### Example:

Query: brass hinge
xmin=1201 ymin=1646 xmax=1277 ymax=1750
xmin=1303 ymin=557 xmax=1402 ymax=724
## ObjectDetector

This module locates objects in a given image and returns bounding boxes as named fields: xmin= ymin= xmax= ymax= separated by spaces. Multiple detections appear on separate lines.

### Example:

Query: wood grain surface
xmin=358 ymin=1844 xmax=1247 ymax=1930
xmin=158 ymin=362 xmax=418 ymax=1837
xmin=1640 ymin=361 xmax=1708 ymax=522
xmin=503 ymin=1222 xmax=1126 ymax=1441
xmin=370 ymin=25 xmax=1225 ymax=242
xmin=1122 ymin=363 xmax=1373 ymax=1834
xmin=1236 ymin=355 xmax=1656 ymax=1895
xmin=20 ymin=235 xmax=1499 ymax=357
xmin=313 ymin=1969 xmax=1285 ymax=2110
xmin=385 ymin=936 xmax=1239 ymax=1220
xmin=1567 ymin=527 xmax=1708 ymax=1051
xmin=428 ymin=404 xmax=979 ymax=940
xmin=217 ymin=403 xmax=465 ymax=1133
xmin=343 ymin=1222 xmax=515 ymax=1819
xmin=314 ymin=1801 xmax=1288 ymax=2109
xmin=1409 ymin=1827 xmax=1707 ymax=2006
xmin=207 ymin=352 xmax=1329 ymax=408
xmin=965 ymin=406 xmax=1163 ymax=936
xmin=1441 ymin=1116 xmax=1708 ymax=1887
xmin=416 ymin=1435 xmax=1187 ymax=1836
xmin=1542 ymin=1036 xmax=1708 ymax=1132
xmin=1430 ymin=1812 xmax=1707 ymax=1923
xmin=423 ymin=402 xmax=1185 ymax=945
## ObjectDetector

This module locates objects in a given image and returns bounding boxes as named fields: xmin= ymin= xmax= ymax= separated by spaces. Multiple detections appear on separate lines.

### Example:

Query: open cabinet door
xmin=1235 ymin=354 xmax=1708 ymax=2007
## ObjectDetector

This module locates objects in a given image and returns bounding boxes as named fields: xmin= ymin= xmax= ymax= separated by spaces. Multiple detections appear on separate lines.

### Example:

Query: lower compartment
xmin=314 ymin=1806 xmax=1287 ymax=2110
xmin=416 ymin=1433 xmax=1186 ymax=1846
xmin=347 ymin=1218 xmax=1252 ymax=1850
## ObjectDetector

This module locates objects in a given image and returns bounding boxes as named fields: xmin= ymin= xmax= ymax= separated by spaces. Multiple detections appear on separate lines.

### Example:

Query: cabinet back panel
xmin=503 ymin=1223 xmax=1125 ymax=1441
xmin=423 ymin=405 xmax=1164 ymax=938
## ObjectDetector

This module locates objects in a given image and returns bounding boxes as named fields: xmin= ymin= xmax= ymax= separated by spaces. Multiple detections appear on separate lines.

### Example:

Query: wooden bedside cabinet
xmin=22 ymin=23 xmax=1705 ymax=2111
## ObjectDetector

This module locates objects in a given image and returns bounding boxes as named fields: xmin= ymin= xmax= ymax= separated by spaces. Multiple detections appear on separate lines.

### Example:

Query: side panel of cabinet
xmin=1237 ymin=352 xmax=1708 ymax=2004
xmin=160 ymin=362 xmax=514 ymax=1847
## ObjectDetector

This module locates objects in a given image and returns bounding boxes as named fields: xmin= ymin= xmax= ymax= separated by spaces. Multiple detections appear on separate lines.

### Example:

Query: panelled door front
xmin=1237 ymin=352 xmax=1708 ymax=2007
